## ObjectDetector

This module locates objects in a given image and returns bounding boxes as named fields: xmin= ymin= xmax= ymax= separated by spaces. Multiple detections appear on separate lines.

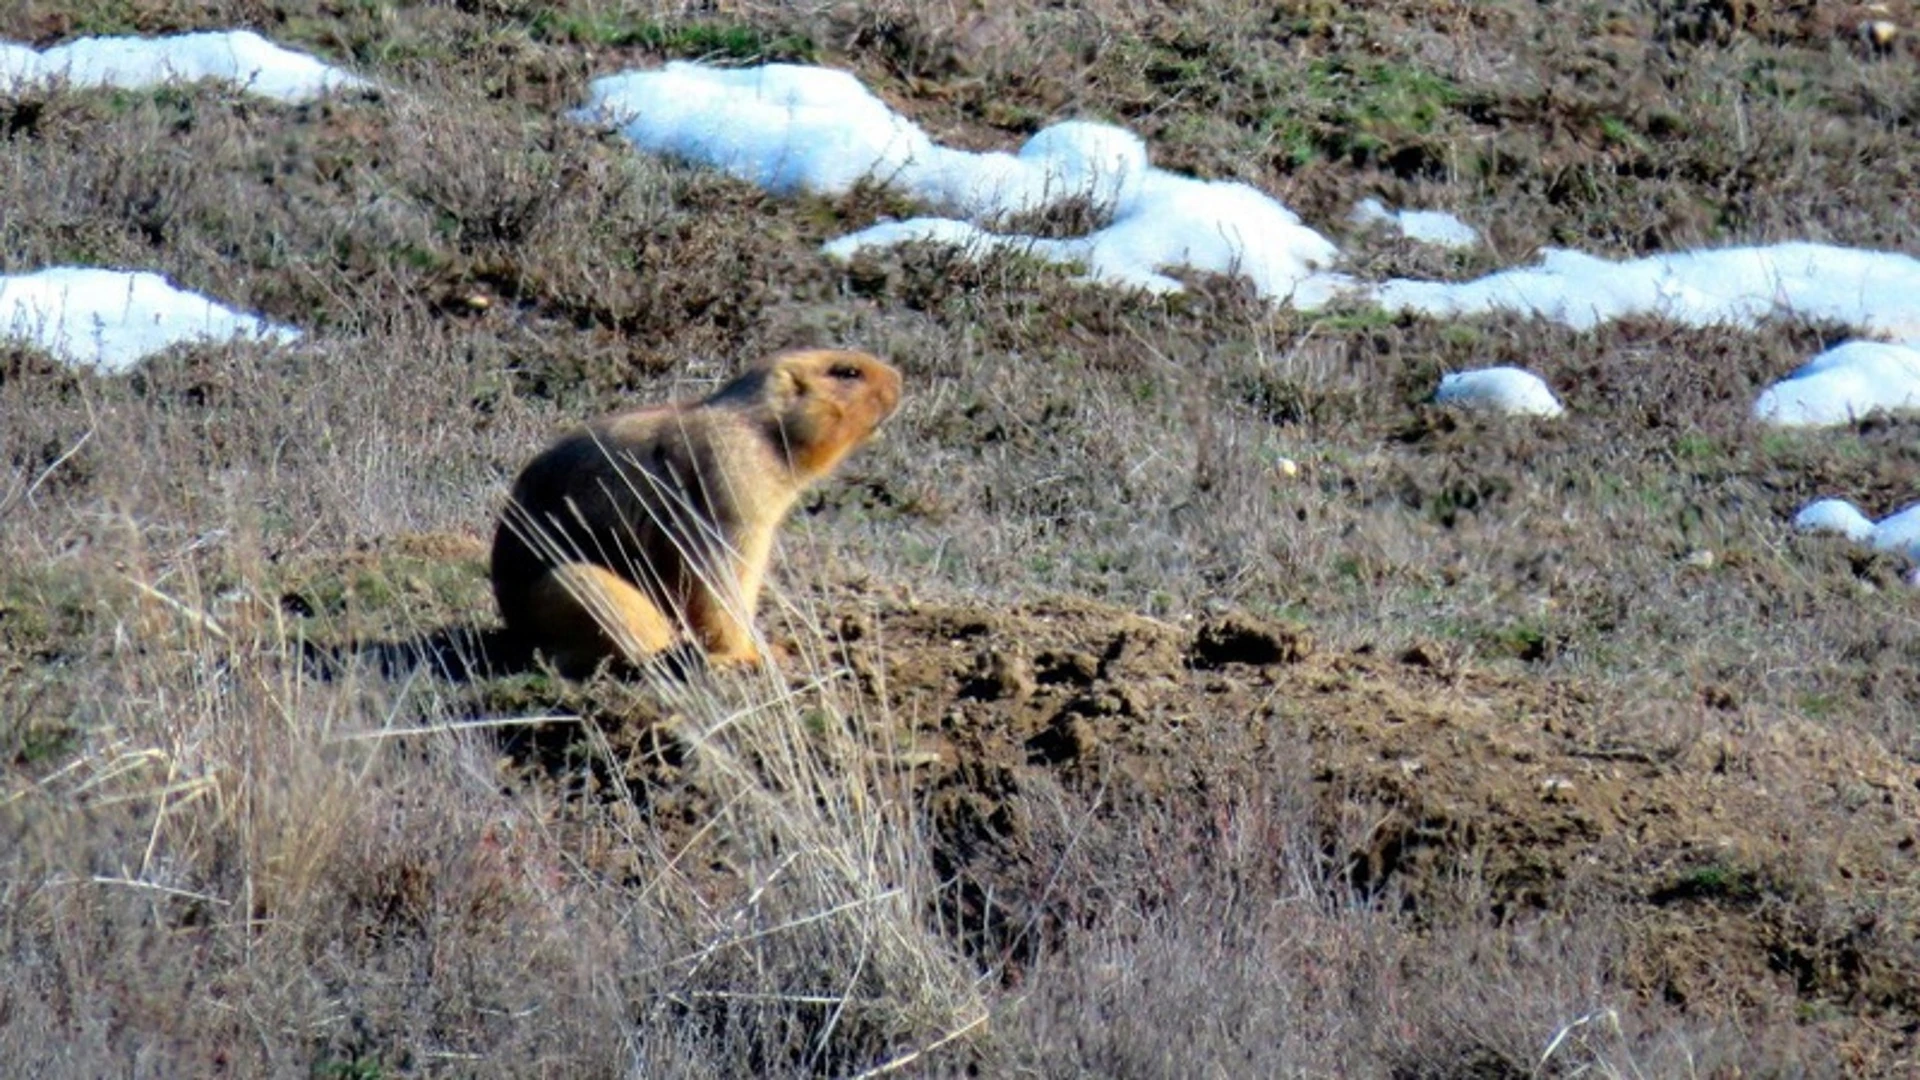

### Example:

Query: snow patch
xmin=576 ymin=61 xmax=1920 ymax=361
xmin=1751 ymin=341 xmax=1920 ymax=427
xmin=572 ymin=64 xmax=1155 ymax=218
xmin=0 ymin=30 xmax=367 ymax=103
xmin=1 ymin=267 xmax=301 ymax=373
xmin=1793 ymin=499 xmax=1876 ymax=542
xmin=1433 ymin=367 xmax=1565 ymax=418
xmin=825 ymin=172 xmax=1347 ymax=302
xmin=1793 ymin=498 xmax=1920 ymax=560
xmin=1869 ymin=504 xmax=1920 ymax=561
xmin=574 ymin=61 xmax=1344 ymax=305
xmin=1373 ymin=245 xmax=1920 ymax=426
xmin=572 ymin=63 xmax=927 ymax=200
xmin=1350 ymin=197 xmax=1480 ymax=250
xmin=577 ymin=59 xmax=1920 ymax=443
xmin=1370 ymin=243 xmax=1920 ymax=339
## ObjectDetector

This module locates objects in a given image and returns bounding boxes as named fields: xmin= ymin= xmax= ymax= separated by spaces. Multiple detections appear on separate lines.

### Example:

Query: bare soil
xmin=328 ymin=537 xmax=1920 ymax=1071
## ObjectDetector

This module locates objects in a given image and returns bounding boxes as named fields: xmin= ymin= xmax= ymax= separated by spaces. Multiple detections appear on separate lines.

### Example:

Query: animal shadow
xmin=301 ymin=624 xmax=695 ymax=791
xmin=301 ymin=622 xmax=715 ymax=689
xmin=301 ymin=623 xmax=538 ymax=685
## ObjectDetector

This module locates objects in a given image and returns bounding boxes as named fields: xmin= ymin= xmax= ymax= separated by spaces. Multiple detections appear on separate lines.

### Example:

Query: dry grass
xmin=0 ymin=503 xmax=984 ymax=1074
xmin=5 ymin=0 xmax=1920 ymax=1074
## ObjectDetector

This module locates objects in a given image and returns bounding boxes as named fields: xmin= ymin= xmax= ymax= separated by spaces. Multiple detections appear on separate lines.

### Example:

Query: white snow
xmin=825 ymin=171 xmax=1347 ymax=301
xmin=1869 ymin=504 xmax=1920 ymax=561
xmin=573 ymin=59 xmax=1920 ymax=444
xmin=572 ymin=63 xmax=926 ymax=200
xmin=0 ymin=30 xmax=367 ymax=103
xmin=574 ymin=61 xmax=1344 ymax=305
xmin=575 ymin=63 xmax=1920 ymax=375
xmin=1751 ymin=341 xmax=1920 ymax=427
xmin=0 ymin=31 xmax=350 ymax=372
xmin=1350 ymin=197 xmax=1480 ymax=250
xmin=1433 ymin=367 xmax=1565 ymax=418
xmin=1366 ymin=244 xmax=1920 ymax=428
xmin=1369 ymin=243 xmax=1920 ymax=339
xmin=1793 ymin=498 xmax=1920 ymax=561
xmin=573 ymin=65 xmax=1156 ymax=218
xmin=1 ymin=267 xmax=300 ymax=373
xmin=1793 ymin=499 xmax=1876 ymax=542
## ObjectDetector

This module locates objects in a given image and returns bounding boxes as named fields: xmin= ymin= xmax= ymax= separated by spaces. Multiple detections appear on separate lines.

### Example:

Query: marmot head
xmin=716 ymin=349 xmax=903 ymax=478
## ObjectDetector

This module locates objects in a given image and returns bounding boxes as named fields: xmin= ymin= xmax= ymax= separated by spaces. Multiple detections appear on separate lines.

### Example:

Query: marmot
xmin=490 ymin=348 xmax=903 ymax=675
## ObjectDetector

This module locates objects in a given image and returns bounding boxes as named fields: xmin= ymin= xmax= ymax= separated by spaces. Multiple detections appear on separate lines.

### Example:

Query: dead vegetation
xmin=5 ymin=0 xmax=1920 ymax=1075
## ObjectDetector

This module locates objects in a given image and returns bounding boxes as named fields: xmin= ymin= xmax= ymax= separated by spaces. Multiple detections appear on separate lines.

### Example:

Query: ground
xmin=5 ymin=1 xmax=1920 ymax=1076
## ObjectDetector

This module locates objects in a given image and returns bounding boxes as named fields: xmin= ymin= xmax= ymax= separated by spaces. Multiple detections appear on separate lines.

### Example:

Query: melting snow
xmin=574 ymin=65 xmax=1919 ymax=342
xmin=0 ymin=30 xmax=367 ymax=103
xmin=1873 ymin=505 xmax=1920 ymax=562
xmin=575 ymin=62 xmax=1345 ymax=305
xmin=1350 ymin=197 xmax=1480 ymax=250
xmin=570 ymin=59 xmax=1920 ymax=559
xmin=575 ymin=59 xmax=1920 ymax=445
xmin=1368 ymin=243 xmax=1920 ymax=339
xmin=1 ymin=268 xmax=300 ymax=373
xmin=821 ymin=177 xmax=1348 ymax=302
xmin=572 ymin=64 xmax=926 ymax=200
xmin=1433 ymin=367 xmax=1565 ymax=418
xmin=1370 ymin=243 xmax=1920 ymax=430
xmin=1751 ymin=341 xmax=1920 ymax=427
xmin=0 ymin=32 xmax=353 ymax=372
xmin=1795 ymin=499 xmax=1876 ymax=542
xmin=1796 ymin=498 xmax=1920 ymax=561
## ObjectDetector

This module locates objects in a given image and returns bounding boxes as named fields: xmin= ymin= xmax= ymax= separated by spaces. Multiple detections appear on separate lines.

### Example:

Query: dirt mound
xmin=326 ymin=544 xmax=1920 ymax=1061
xmin=435 ymin=580 xmax=1920 ymax=1060
xmin=735 ymin=591 xmax=1920 ymax=1053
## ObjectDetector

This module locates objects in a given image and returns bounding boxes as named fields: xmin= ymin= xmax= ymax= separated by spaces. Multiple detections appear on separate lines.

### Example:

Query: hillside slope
xmin=5 ymin=1 xmax=1920 ymax=1075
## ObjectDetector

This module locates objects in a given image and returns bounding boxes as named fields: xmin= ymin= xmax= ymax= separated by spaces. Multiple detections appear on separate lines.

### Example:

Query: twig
xmin=1535 ymin=1006 xmax=1623 ymax=1077
xmin=685 ymin=990 xmax=848 ymax=1006
xmin=846 ymin=1011 xmax=990 ymax=1080
xmin=140 ymin=754 xmax=180 ymax=879
xmin=328 ymin=714 xmax=584 ymax=742
xmin=0 ymin=422 xmax=93 ymax=518
xmin=67 ymin=746 xmax=172 ymax=794
xmin=49 ymin=875 xmax=234 ymax=907
xmin=120 ymin=574 xmax=228 ymax=641
xmin=87 ymin=776 xmax=219 ymax=809
xmin=650 ymin=889 xmax=904 ymax=975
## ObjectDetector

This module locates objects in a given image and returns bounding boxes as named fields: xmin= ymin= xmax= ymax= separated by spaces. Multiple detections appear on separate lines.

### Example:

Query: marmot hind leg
xmin=523 ymin=562 xmax=678 ymax=676
xmin=683 ymin=577 xmax=764 ymax=668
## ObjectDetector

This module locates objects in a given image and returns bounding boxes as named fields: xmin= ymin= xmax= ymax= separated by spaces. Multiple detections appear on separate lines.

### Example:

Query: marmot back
xmin=490 ymin=348 xmax=902 ymax=675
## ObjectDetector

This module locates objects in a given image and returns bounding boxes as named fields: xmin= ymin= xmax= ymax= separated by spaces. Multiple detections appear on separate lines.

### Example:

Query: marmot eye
xmin=827 ymin=363 xmax=865 ymax=381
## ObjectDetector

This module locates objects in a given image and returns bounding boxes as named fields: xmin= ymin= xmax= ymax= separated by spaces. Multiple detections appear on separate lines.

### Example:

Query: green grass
xmin=530 ymin=12 xmax=816 ymax=61
xmin=1262 ymin=57 xmax=1464 ymax=167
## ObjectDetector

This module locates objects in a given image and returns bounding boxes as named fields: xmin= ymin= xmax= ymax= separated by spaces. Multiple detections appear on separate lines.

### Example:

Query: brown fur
xmin=490 ymin=348 xmax=903 ymax=675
